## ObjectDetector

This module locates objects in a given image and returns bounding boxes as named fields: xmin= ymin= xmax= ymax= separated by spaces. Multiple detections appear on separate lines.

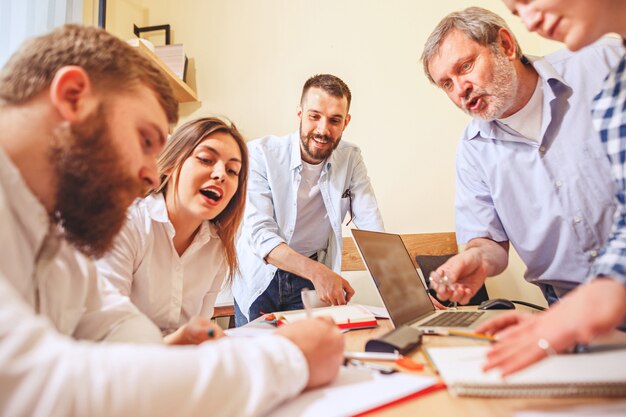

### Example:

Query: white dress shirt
xmin=96 ymin=194 xmax=226 ymax=334
xmin=0 ymin=147 xmax=308 ymax=417
xmin=233 ymin=132 xmax=385 ymax=319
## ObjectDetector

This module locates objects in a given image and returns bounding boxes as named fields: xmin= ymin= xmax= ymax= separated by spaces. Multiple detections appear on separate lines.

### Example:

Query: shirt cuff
xmin=257 ymin=236 xmax=286 ymax=263
xmin=265 ymin=334 xmax=309 ymax=395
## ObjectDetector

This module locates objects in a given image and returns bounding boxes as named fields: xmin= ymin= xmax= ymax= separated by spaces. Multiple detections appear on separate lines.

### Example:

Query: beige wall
xmin=95 ymin=0 xmax=570 ymax=307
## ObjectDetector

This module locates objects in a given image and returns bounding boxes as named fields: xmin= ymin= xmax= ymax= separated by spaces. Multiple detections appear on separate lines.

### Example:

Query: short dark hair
xmin=301 ymin=74 xmax=352 ymax=111
xmin=0 ymin=24 xmax=178 ymax=124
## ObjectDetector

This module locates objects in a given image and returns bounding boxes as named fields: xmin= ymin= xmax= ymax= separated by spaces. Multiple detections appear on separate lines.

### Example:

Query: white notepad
xmin=428 ymin=346 xmax=626 ymax=397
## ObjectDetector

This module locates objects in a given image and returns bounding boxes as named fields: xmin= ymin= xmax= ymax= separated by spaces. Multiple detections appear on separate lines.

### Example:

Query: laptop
xmin=351 ymin=229 xmax=506 ymax=331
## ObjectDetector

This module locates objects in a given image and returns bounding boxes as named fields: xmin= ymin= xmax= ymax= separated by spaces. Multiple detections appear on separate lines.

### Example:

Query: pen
xmin=430 ymin=272 xmax=458 ymax=309
xmin=344 ymin=358 xmax=397 ymax=374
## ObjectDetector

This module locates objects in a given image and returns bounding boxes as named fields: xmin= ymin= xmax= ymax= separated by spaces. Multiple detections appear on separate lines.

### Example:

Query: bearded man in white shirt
xmin=0 ymin=25 xmax=343 ymax=417
xmin=233 ymin=74 xmax=385 ymax=325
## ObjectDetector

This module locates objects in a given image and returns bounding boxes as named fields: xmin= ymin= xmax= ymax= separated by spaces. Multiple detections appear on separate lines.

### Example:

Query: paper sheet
xmin=224 ymin=322 xmax=276 ymax=337
xmin=267 ymin=366 xmax=437 ymax=417
xmin=361 ymin=304 xmax=390 ymax=319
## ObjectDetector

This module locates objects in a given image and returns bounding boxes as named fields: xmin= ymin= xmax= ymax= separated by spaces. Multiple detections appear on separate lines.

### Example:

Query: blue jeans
xmin=234 ymin=268 xmax=315 ymax=327
xmin=541 ymin=284 xmax=560 ymax=306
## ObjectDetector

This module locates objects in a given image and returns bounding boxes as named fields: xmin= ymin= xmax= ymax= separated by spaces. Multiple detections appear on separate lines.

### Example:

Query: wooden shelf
xmin=134 ymin=41 xmax=198 ymax=103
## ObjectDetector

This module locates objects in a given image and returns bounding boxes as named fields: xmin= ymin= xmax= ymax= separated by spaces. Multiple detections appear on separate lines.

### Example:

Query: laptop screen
xmin=351 ymin=229 xmax=435 ymax=326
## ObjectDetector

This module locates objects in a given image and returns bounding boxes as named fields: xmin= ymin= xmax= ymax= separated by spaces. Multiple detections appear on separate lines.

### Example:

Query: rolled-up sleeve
xmin=454 ymin=143 xmax=508 ymax=245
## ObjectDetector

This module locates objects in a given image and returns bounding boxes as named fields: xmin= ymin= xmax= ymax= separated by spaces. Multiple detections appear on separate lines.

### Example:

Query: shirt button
xmin=539 ymin=146 xmax=546 ymax=153
xmin=573 ymin=216 xmax=582 ymax=224
xmin=555 ymin=180 xmax=563 ymax=188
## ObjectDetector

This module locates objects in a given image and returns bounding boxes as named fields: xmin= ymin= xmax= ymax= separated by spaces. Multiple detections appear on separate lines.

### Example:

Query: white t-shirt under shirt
xmin=498 ymin=76 xmax=544 ymax=142
xmin=289 ymin=160 xmax=333 ymax=257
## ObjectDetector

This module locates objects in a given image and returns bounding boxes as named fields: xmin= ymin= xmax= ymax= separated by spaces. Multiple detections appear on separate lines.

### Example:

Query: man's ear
xmin=49 ymin=66 xmax=96 ymax=123
xmin=297 ymin=105 xmax=303 ymax=120
xmin=498 ymin=28 xmax=517 ymax=60
xmin=343 ymin=113 xmax=352 ymax=129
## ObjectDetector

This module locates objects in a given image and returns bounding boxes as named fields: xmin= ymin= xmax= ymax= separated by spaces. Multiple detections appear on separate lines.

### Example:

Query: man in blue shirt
xmin=474 ymin=0 xmax=626 ymax=377
xmin=233 ymin=74 xmax=384 ymax=325
xmin=421 ymin=7 xmax=624 ymax=306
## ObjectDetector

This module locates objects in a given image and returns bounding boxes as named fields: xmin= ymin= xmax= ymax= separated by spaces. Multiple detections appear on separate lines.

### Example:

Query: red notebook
xmin=275 ymin=304 xmax=378 ymax=330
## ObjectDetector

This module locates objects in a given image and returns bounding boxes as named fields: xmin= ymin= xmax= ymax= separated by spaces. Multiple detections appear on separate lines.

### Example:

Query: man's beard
xmin=299 ymin=123 xmax=341 ymax=163
xmin=461 ymin=51 xmax=518 ymax=121
xmin=49 ymin=107 xmax=143 ymax=258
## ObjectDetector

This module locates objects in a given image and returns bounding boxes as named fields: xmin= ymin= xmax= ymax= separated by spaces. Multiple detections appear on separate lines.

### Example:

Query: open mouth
xmin=200 ymin=187 xmax=223 ymax=203
xmin=309 ymin=134 xmax=332 ymax=147
xmin=466 ymin=96 xmax=481 ymax=111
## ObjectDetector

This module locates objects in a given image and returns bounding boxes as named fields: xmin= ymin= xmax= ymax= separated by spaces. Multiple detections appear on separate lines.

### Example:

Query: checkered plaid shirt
xmin=590 ymin=41 xmax=626 ymax=284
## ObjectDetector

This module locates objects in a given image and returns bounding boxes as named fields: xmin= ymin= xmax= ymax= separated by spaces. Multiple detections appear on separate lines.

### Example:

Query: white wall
xmin=100 ymin=0 xmax=570 ymax=307
xmin=0 ymin=0 xmax=83 ymax=67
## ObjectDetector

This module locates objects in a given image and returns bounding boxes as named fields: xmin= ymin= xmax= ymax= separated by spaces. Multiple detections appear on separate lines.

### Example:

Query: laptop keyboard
xmin=421 ymin=311 xmax=484 ymax=327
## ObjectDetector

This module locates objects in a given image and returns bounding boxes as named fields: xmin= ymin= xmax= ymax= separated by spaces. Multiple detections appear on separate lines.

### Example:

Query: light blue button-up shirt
xmin=233 ymin=132 xmax=384 ymax=319
xmin=455 ymin=39 xmax=624 ymax=298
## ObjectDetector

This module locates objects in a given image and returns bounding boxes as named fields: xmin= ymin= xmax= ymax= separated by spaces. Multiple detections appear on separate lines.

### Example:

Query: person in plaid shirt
xmin=476 ymin=0 xmax=626 ymax=376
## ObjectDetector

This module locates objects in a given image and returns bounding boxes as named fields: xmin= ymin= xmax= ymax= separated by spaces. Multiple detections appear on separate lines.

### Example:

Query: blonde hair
xmin=152 ymin=117 xmax=248 ymax=280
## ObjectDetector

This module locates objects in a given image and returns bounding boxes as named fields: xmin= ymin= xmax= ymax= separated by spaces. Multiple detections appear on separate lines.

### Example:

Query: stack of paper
xmin=154 ymin=44 xmax=187 ymax=81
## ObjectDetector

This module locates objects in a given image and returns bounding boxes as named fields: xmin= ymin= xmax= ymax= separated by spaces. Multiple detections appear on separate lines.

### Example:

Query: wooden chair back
xmin=341 ymin=232 xmax=458 ymax=271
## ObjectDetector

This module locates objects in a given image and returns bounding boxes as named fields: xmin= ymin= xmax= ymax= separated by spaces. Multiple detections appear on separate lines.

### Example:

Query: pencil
xmin=420 ymin=346 xmax=439 ymax=375
xmin=447 ymin=329 xmax=496 ymax=342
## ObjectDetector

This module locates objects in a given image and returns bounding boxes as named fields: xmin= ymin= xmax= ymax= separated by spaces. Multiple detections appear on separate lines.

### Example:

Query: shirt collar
xmin=0 ymin=147 xmax=51 ymax=253
xmin=289 ymin=131 xmax=303 ymax=170
xmin=465 ymin=55 xmax=570 ymax=142
xmin=144 ymin=192 xmax=218 ymax=240
xmin=145 ymin=193 xmax=170 ymax=223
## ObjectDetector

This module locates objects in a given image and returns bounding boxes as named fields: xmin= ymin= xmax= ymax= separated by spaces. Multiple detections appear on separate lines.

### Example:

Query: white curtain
xmin=0 ymin=0 xmax=83 ymax=68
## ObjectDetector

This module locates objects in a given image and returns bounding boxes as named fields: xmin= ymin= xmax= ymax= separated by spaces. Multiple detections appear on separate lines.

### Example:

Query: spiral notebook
xmin=428 ymin=346 xmax=626 ymax=398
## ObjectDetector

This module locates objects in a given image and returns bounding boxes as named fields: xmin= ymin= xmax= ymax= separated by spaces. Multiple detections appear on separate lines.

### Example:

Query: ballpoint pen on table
xmin=344 ymin=358 xmax=397 ymax=374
